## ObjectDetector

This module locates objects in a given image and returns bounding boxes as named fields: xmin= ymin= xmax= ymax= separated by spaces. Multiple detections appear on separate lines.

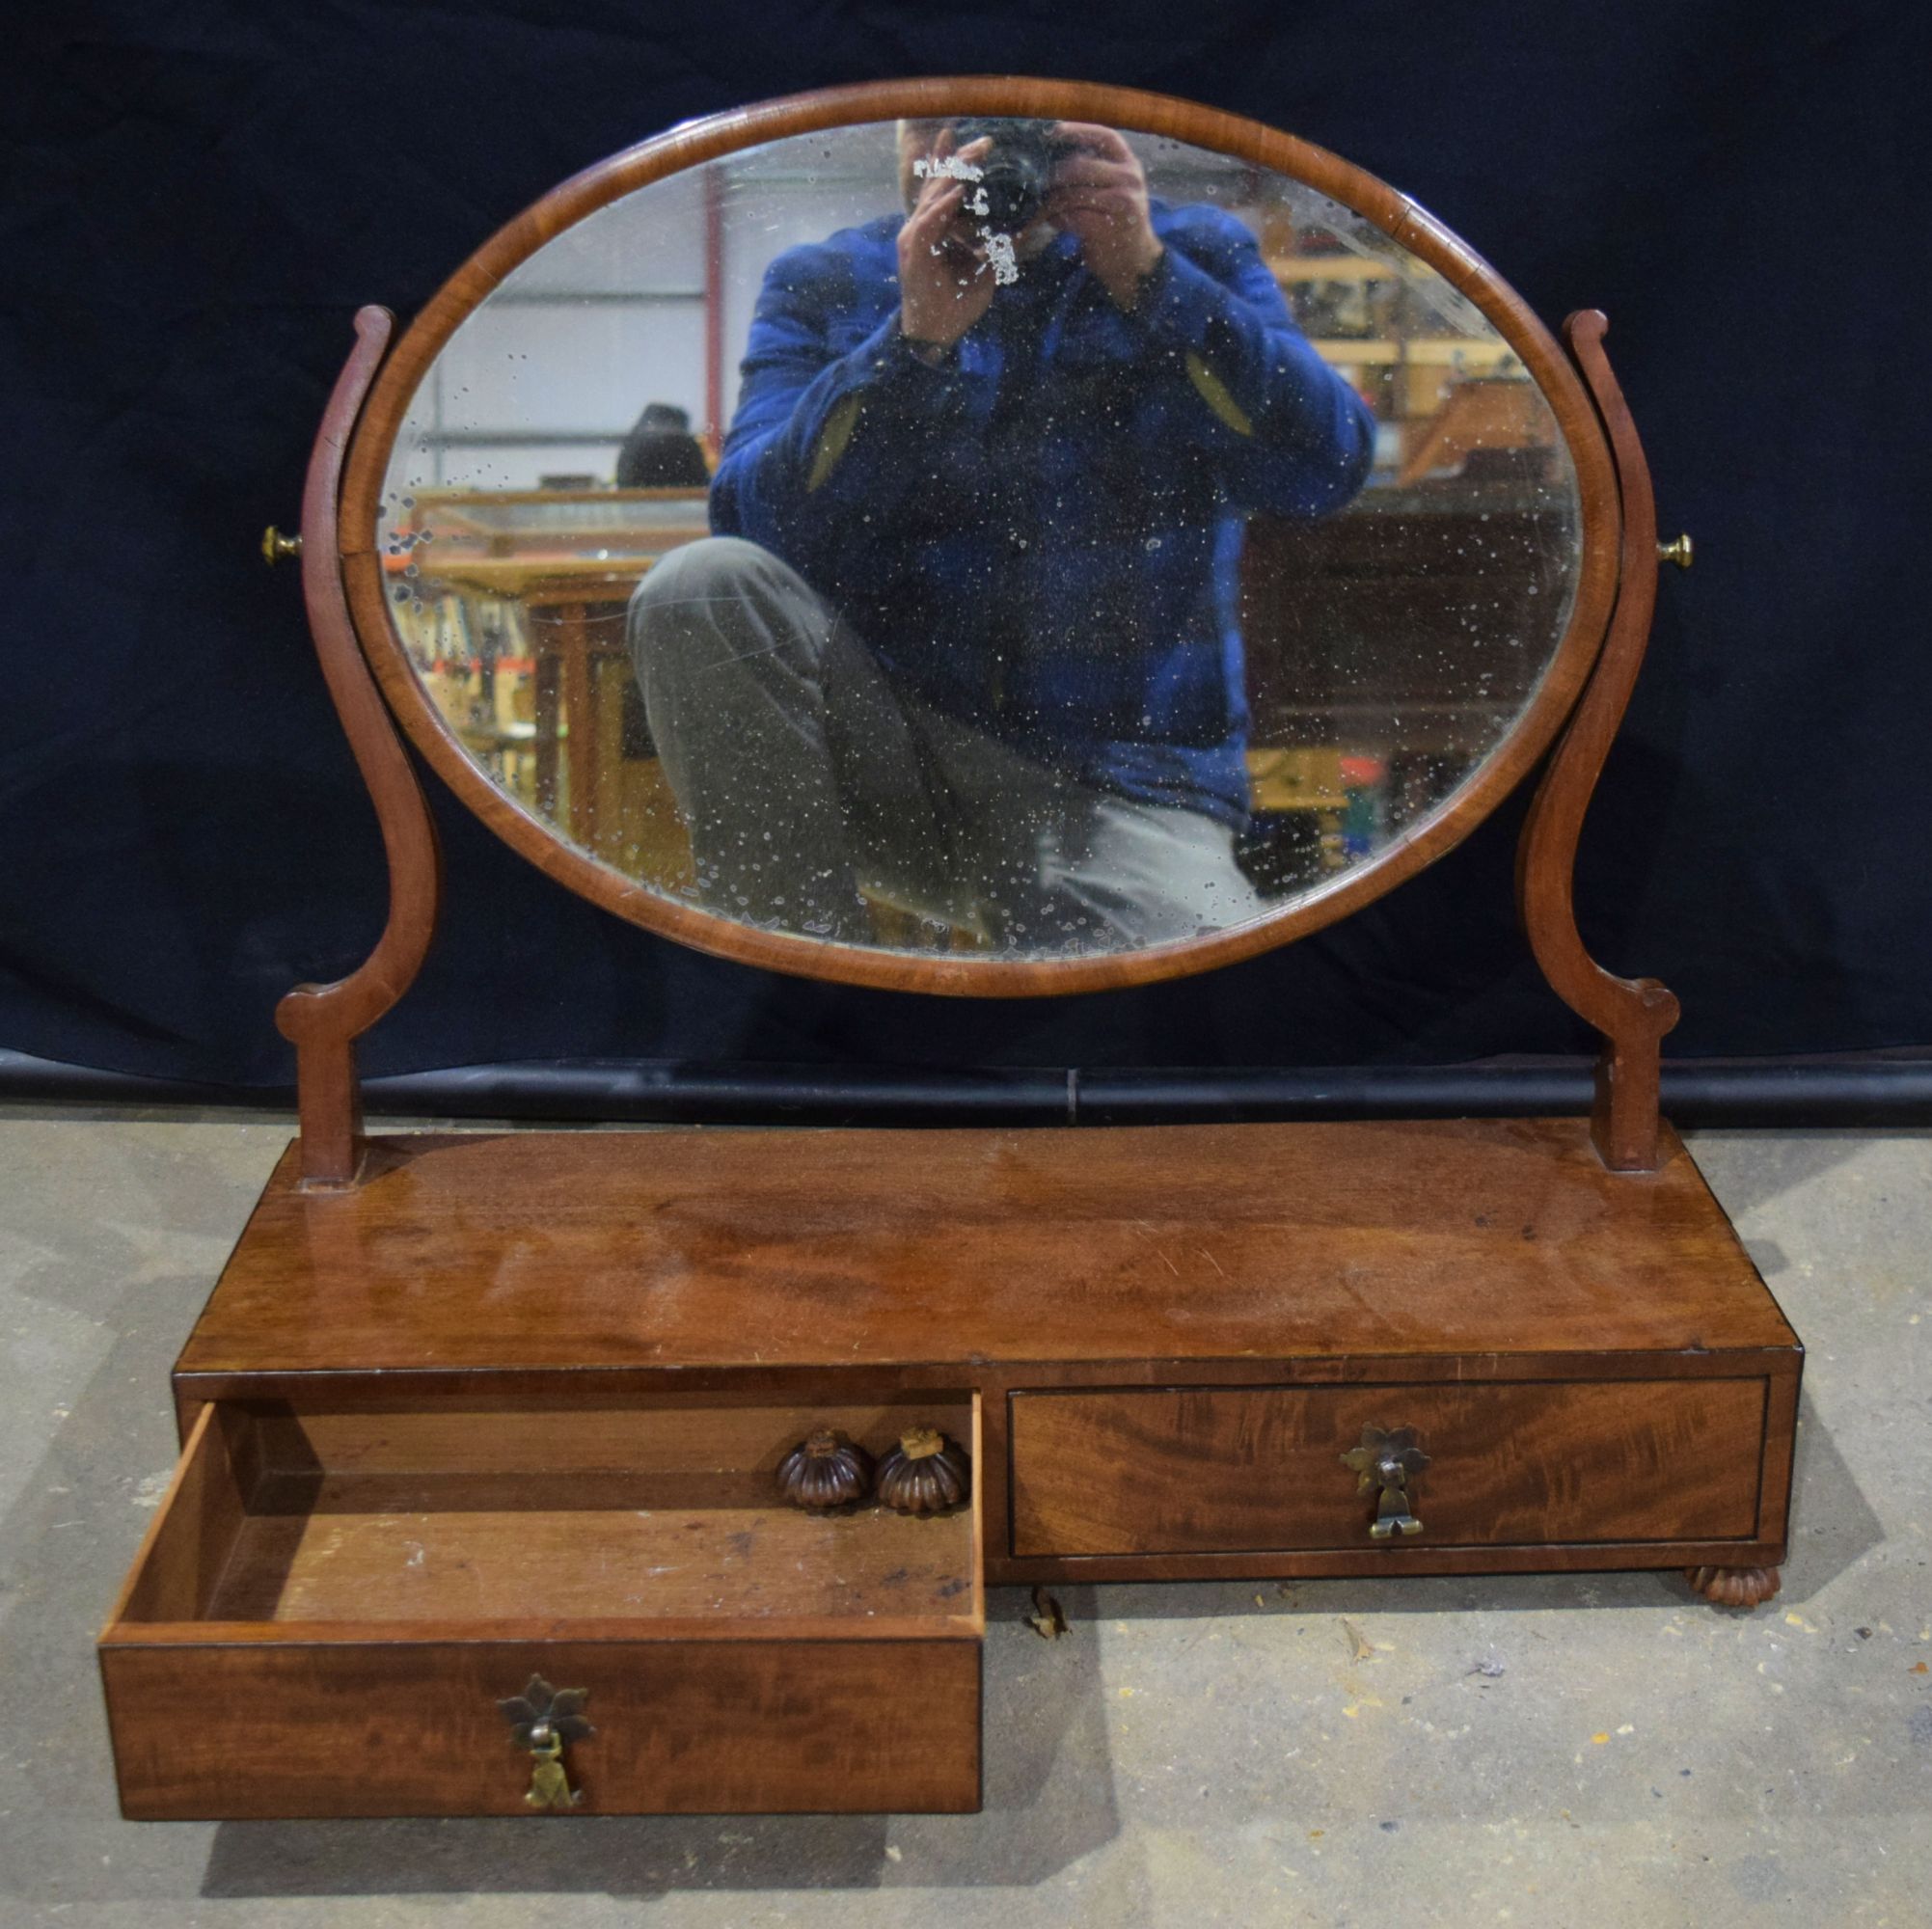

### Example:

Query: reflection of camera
xmin=950 ymin=118 xmax=1072 ymax=231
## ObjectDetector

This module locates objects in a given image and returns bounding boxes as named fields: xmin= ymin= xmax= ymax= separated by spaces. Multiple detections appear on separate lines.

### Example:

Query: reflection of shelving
xmin=394 ymin=492 xmax=709 ymax=569
xmin=1267 ymin=253 xmax=1417 ymax=285
xmin=1264 ymin=246 xmax=1537 ymax=481
xmin=1246 ymin=746 xmax=1349 ymax=811
xmin=1397 ymin=380 xmax=1543 ymax=489
xmin=402 ymin=486 xmax=710 ymax=550
xmin=1308 ymin=339 xmax=1518 ymax=369
xmin=416 ymin=556 xmax=667 ymax=595
xmin=389 ymin=490 xmax=705 ymax=882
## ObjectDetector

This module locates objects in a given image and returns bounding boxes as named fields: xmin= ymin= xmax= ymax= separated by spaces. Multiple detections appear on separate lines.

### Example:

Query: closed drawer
xmin=101 ymin=1396 xmax=981 ymax=1818
xmin=1009 ymin=1380 xmax=1766 ymax=1558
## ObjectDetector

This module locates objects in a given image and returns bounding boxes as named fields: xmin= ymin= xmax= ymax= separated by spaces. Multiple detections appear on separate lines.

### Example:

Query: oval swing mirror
xmin=341 ymin=80 xmax=1618 ymax=995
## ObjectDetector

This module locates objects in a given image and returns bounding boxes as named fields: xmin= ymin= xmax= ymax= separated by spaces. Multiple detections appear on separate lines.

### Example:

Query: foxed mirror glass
xmin=373 ymin=113 xmax=1586 ymax=964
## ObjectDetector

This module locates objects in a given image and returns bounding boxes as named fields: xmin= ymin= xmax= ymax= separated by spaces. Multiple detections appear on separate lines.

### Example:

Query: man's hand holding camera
xmin=899 ymin=121 xmax=1165 ymax=353
xmin=1044 ymin=122 xmax=1164 ymax=312
xmin=898 ymin=129 xmax=997 ymax=352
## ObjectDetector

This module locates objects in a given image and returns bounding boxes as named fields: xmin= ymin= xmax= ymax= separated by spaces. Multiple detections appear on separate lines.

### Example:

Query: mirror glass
xmin=379 ymin=116 xmax=1582 ymax=958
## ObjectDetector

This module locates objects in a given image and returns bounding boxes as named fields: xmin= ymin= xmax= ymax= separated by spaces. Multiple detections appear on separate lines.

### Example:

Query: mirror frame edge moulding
xmin=337 ymin=76 xmax=1621 ymax=998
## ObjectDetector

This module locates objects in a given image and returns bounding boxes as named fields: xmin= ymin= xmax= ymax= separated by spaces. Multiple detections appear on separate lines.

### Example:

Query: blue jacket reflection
xmin=708 ymin=203 xmax=1375 ymax=827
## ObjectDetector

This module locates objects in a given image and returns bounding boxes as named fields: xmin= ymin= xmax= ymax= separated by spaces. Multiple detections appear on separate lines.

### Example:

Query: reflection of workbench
xmin=390 ymin=489 xmax=707 ymax=856
xmin=395 ymin=481 xmax=1565 ymax=882
xmin=1241 ymin=481 xmax=1574 ymax=757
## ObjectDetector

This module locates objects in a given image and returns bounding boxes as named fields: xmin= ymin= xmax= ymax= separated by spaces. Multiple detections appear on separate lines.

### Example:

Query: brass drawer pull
xmin=499 ymin=1674 xmax=594 ymax=1810
xmin=1342 ymin=1425 xmax=1429 ymax=1539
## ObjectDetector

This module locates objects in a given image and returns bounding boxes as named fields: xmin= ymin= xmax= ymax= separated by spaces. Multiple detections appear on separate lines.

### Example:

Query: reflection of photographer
xmin=630 ymin=119 xmax=1374 ymax=948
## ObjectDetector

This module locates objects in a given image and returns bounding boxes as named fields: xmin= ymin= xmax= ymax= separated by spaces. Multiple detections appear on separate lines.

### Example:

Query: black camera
xmin=948 ymin=118 xmax=1072 ymax=231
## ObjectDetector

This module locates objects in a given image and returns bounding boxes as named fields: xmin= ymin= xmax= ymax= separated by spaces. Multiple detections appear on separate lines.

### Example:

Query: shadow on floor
xmin=1683 ymin=1128 xmax=1913 ymax=1223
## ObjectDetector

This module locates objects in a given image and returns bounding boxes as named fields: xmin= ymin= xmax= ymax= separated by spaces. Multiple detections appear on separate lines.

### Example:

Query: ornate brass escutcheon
xmin=1342 ymin=1425 xmax=1429 ymax=1539
xmin=498 ymin=1674 xmax=594 ymax=1810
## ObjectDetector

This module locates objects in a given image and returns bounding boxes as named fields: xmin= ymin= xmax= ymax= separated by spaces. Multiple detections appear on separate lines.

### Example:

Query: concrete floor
xmin=0 ymin=1109 xmax=1926 ymax=1927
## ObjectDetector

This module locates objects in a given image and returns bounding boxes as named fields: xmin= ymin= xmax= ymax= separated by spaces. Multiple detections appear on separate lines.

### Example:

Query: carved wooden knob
xmin=776 ymin=1428 xmax=874 ymax=1510
xmin=876 ymin=1426 xmax=970 ymax=1515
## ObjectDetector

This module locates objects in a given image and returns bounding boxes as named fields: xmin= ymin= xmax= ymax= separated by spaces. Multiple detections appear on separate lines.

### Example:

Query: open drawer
xmin=100 ymin=1395 xmax=982 ymax=1818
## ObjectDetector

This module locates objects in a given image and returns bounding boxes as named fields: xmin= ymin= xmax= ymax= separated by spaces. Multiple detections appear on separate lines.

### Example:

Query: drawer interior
xmin=113 ymin=1396 xmax=981 ymax=1634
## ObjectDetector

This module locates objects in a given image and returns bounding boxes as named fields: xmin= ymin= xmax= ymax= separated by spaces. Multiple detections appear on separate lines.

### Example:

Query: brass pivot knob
xmin=1657 ymin=532 xmax=1694 ymax=569
xmin=260 ymin=525 xmax=303 ymax=566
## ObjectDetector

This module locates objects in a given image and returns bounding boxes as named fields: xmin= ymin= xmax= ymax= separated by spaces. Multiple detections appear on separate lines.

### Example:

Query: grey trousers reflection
xmin=626 ymin=536 xmax=1265 ymax=950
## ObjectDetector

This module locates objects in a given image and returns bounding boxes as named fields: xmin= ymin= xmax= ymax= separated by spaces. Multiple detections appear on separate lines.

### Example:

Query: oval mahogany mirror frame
xmin=338 ymin=77 xmax=1620 ymax=997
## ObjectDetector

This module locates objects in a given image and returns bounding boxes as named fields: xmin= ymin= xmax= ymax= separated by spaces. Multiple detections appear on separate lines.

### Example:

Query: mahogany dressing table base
xmin=97 ymin=307 xmax=1798 ymax=1820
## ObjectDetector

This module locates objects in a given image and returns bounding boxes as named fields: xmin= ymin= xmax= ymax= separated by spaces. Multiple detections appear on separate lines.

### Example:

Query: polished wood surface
xmin=1516 ymin=311 xmax=1679 ymax=1171
xmin=103 ymin=1637 xmax=980 ymax=1819
xmin=991 ymin=1321 xmax=1797 ymax=1588
xmin=336 ymin=77 xmax=1621 ymax=997
xmin=1009 ymin=1379 xmax=1766 ymax=1557
xmin=275 ymin=306 xmax=442 ymax=1183
xmin=176 ymin=1121 xmax=1796 ymax=1389
xmin=102 ymin=1114 xmax=1801 ymax=1815
xmin=206 ymin=1494 xmax=969 ymax=1623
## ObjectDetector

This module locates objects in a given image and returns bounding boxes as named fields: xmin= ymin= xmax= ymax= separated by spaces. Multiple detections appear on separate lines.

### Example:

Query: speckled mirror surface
xmin=377 ymin=115 xmax=1583 ymax=961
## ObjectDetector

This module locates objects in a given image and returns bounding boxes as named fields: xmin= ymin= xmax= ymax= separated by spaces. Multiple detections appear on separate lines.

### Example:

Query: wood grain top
xmin=176 ymin=1121 xmax=1795 ymax=1382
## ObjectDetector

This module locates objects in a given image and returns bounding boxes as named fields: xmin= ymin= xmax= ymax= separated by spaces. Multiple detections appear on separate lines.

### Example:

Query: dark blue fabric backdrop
xmin=2 ymin=1 xmax=1924 ymax=1088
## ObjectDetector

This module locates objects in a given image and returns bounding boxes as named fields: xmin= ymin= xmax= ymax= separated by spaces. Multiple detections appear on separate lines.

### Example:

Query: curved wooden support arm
xmin=1517 ymin=312 xmax=1680 ymax=1173
xmin=275 ymin=307 xmax=442 ymax=1185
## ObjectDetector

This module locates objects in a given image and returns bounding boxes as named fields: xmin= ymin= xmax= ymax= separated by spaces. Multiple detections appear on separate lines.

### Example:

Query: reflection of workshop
xmin=389 ymin=477 xmax=1566 ymax=904
xmin=383 ymin=166 xmax=1570 ymax=913
xmin=1239 ymin=226 xmax=1570 ymax=883
xmin=387 ymin=488 xmax=709 ymax=889
xmin=1239 ymin=480 xmax=1570 ymax=885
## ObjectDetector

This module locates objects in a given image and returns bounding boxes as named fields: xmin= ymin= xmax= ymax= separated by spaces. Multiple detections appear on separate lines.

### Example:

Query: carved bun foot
xmin=1684 ymin=1564 xmax=1782 ymax=1610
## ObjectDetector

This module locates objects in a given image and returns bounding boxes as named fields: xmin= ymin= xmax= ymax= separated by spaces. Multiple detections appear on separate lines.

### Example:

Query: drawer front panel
xmin=1009 ymin=1379 xmax=1766 ymax=1558
xmin=103 ymin=1635 xmax=979 ymax=1819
